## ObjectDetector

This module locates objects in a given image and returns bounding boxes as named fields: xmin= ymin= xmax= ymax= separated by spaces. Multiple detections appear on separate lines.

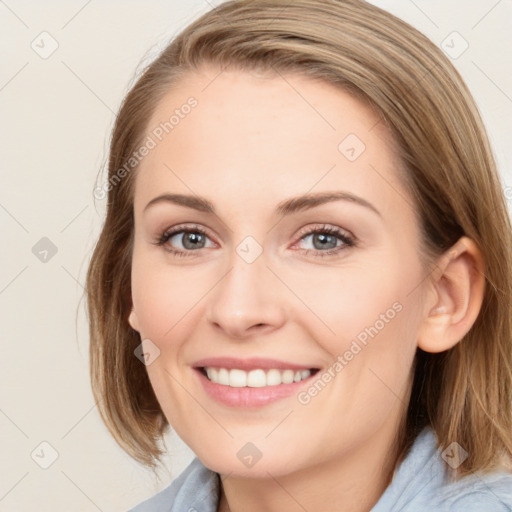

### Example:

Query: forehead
xmin=134 ymin=67 xmax=407 ymax=218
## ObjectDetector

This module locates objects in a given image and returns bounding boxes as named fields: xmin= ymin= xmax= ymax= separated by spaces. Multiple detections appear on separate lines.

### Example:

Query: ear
xmin=128 ymin=306 xmax=140 ymax=332
xmin=417 ymin=236 xmax=486 ymax=353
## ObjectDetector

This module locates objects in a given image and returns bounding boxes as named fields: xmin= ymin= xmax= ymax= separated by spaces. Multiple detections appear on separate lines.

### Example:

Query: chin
xmin=192 ymin=441 xmax=313 ymax=479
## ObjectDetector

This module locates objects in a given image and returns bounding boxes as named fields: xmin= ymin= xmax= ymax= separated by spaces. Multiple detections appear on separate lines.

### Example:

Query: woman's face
xmin=129 ymin=66 xmax=429 ymax=477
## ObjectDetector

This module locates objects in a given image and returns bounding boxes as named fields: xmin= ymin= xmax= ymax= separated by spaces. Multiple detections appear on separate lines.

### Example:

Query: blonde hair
xmin=86 ymin=0 xmax=512 ymax=475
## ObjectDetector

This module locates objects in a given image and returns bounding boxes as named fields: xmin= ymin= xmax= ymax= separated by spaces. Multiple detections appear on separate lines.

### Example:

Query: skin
xmin=128 ymin=66 xmax=485 ymax=512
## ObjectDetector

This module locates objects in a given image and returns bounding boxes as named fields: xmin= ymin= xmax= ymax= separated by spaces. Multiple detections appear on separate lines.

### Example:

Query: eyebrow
xmin=143 ymin=191 xmax=381 ymax=217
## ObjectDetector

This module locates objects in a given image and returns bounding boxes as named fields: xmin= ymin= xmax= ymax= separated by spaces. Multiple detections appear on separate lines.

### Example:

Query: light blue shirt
xmin=130 ymin=427 xmax=512 ymax=511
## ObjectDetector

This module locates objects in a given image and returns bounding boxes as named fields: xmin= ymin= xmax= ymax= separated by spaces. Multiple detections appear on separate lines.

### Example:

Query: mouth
xmin=198 ymin=366 xmax=319 ymax=387
xmin=192 ymin=357 xmax=321 ymax=407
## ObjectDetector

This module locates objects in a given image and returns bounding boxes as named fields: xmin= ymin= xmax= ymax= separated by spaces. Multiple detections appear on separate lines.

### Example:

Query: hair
xmin=86 ymin=0 xmax=512 ymax=476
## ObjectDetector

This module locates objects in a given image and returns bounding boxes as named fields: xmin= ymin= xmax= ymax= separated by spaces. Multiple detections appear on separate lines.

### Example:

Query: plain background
xmin=1 ymin=1 xmax=511 ymax=510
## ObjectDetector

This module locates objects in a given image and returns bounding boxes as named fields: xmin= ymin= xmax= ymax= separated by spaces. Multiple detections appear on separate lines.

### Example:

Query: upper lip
xmin=193 ymin=357 xmax=319 ymax=372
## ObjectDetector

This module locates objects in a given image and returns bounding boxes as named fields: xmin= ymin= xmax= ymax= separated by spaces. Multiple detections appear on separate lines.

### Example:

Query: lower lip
xmin=195 ymin=369 xmax=315 ymax=407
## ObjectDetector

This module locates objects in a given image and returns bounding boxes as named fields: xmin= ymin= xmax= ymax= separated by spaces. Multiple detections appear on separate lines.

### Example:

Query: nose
xmin=205 ymin=251 xmax=287 ymax=340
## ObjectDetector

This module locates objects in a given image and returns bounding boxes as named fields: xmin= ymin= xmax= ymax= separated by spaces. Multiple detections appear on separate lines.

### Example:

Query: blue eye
xmin=295 ymin=225 xmax=355 ymax=257
xmin=168 ymin=231 xmax=208 ymax=250
xmin=154 ymin=223 xmax=355 ymax=258
xmin=155 ymin=224 xmax=214 ymax=257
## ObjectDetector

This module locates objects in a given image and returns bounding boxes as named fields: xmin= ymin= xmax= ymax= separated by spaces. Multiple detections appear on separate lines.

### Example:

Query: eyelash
xmin=153 ymin=223 xmax=356 ymax=259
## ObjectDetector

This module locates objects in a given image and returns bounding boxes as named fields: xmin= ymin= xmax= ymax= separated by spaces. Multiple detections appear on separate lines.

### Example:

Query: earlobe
xmin=128 ymin=308 xmax=140 ymax=332
xmin=417 ymin=236 xmax=485 ymax=354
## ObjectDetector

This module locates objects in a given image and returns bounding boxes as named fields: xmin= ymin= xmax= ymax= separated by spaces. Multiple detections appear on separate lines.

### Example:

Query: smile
xmin=202 ymin=367 xmax=314 ymax=387
xmin=193 ymin=358 xmax=321 ymax=407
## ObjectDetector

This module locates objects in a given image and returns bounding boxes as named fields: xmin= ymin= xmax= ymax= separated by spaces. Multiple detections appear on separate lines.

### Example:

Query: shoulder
xmin=372 ymin=427 xmax=512 ymax=511
xmin=128 ymin=457 xmax=220 ymax=512
xmin=438 ymin=470 xmax=512 ymax=511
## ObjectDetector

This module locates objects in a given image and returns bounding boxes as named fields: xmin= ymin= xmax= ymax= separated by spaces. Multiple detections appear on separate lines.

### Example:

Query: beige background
xmin=1 ymin=0 xmax=511 ymax=510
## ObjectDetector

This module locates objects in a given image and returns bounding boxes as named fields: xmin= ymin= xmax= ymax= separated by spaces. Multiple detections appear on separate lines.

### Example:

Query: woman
xmin=86 ymin=1 xmax=512 ymax=510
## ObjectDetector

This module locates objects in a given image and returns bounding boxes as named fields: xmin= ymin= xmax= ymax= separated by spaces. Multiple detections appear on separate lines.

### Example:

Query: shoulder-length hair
xmin=86 ymin=0 xmax=512 ymax=474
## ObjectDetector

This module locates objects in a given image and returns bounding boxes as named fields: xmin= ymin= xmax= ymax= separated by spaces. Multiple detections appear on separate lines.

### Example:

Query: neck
xmin=217 ymin=420 xmax=402 ymax=512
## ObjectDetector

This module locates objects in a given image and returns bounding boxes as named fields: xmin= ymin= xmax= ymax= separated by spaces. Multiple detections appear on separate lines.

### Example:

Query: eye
xmin=153 ymin=223 xmax=355 ymax=259
xmin=153 ymin=224 xmax=216 ymax=257
xmin=294 ymin=225 xmax=355 ymax=257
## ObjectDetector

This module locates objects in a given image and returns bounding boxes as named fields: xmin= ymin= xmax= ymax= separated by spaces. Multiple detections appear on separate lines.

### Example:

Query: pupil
xmin=183 ymin=232 xmax=205 ymax=250
xmin=314 ymin=233 xmax=336 ymax=250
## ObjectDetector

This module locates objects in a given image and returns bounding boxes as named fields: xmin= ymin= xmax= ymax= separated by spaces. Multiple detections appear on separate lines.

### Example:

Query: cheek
xmin=130 ymin=255 xmax=210 ymax=341
xmin=292 ymin=255 xmax=423 ymax=392
xmin=299 ymin=270 xmax=420 ymax=440
xmin=290 ymin=261 xmax=410 ymax=344
xmin=130 ymin=256 xmax=207 ymax=416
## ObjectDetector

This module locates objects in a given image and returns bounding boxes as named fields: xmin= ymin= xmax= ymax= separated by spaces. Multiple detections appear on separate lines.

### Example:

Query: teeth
xmin=281 ymin=369 xmax=294 ymax=384
xmin=218 ymin=368 xmax=229 ymax=385
xmin=229 ymin=369 xmax=247 ymax=387
xmin=247 ymin=369 xmax=266 ymax=388
xmin=204 ymin=367 xmax=312 ymax=387
xmin=266 ymin=369 xmax=281 ymax=386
